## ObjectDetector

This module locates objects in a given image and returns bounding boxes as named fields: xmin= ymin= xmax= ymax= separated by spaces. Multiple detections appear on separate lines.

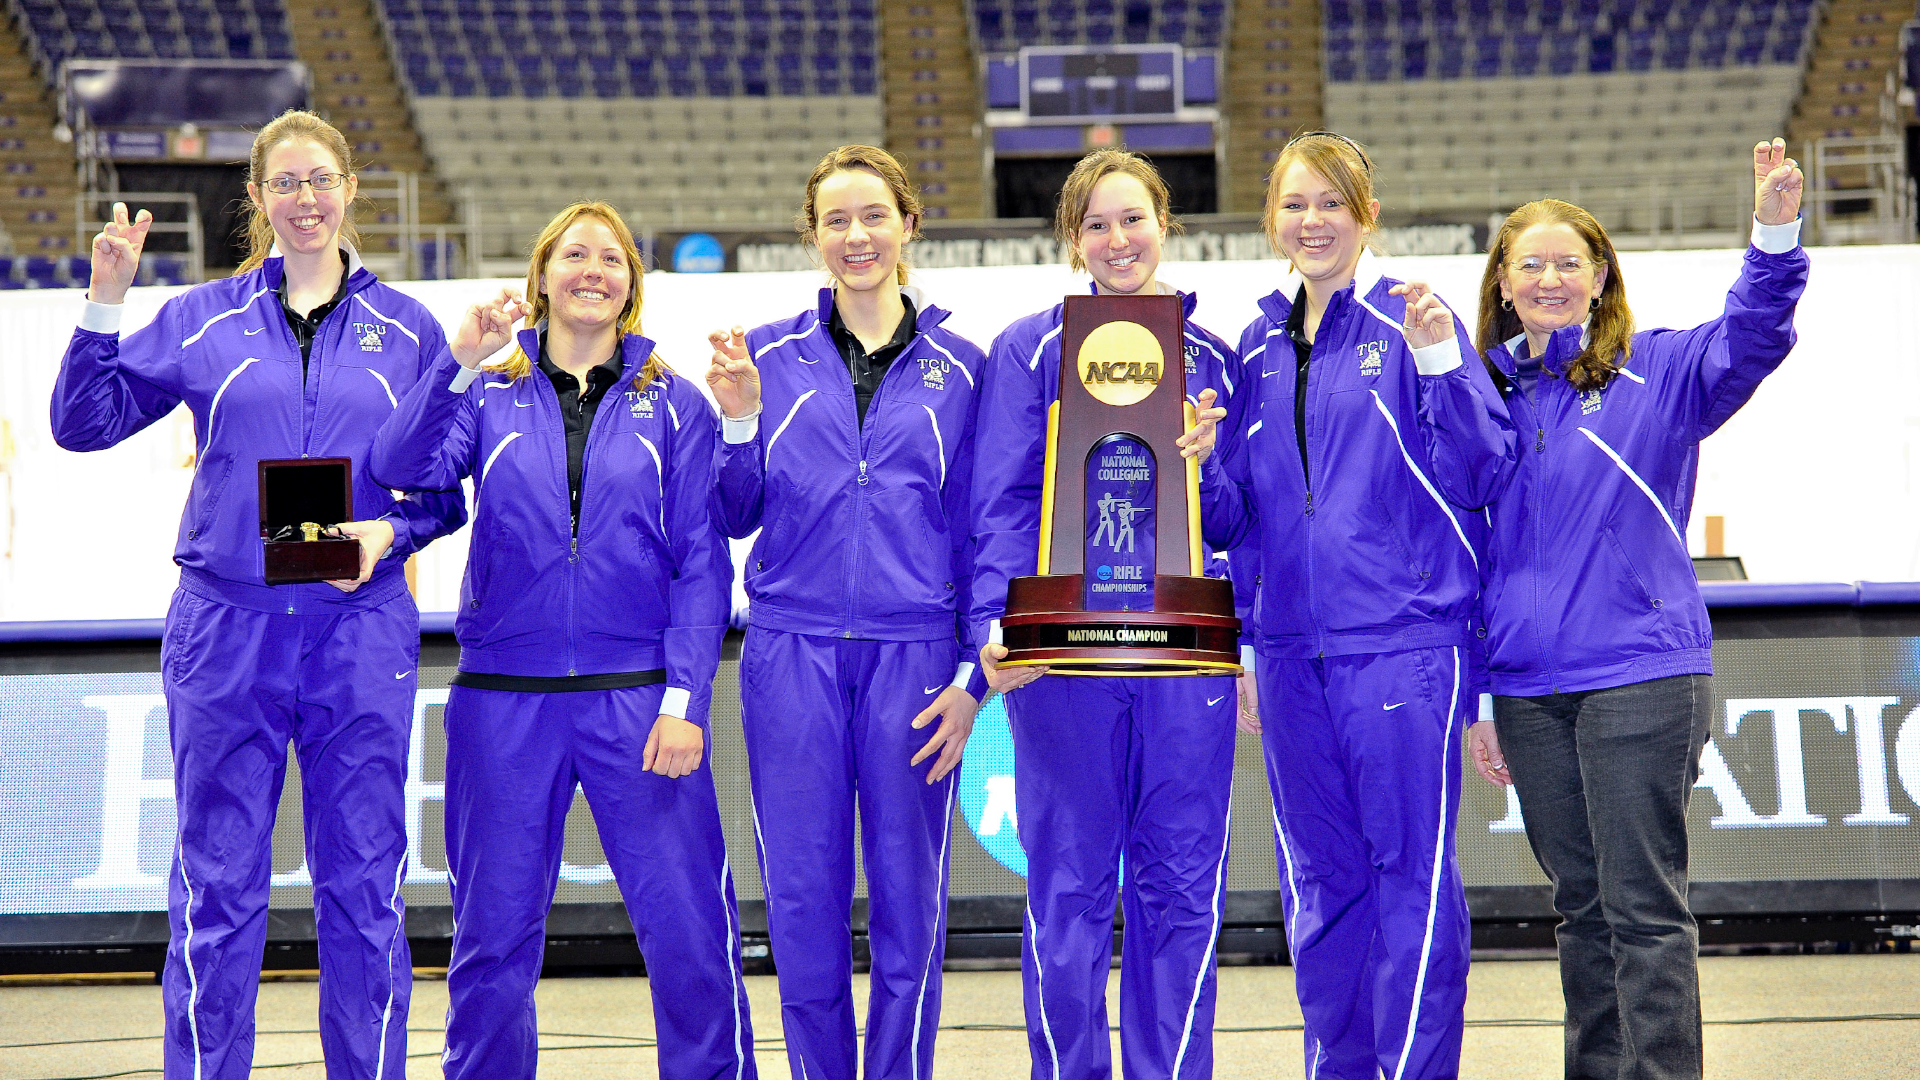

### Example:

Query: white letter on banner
xmin=1489 ymin=784 xmax=1526 ymax=833
xmin=1832 ymin=697 xmax=1909 ymax=826
xmin=1894 ymin=703 xmax=1920 ymax=810
xmin=977 ymin=774 xmax=1018 ymax=837
xmin=1722 ymin=698 xmax=1831 ymax=827
xmin=1695 ymin=737 xmax=1766 ymax=828
xmin=72 ymin=693 xmax=171 ymax=890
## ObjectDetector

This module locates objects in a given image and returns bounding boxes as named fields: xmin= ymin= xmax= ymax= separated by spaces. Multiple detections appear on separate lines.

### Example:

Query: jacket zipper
xmin=842 ymin=328 xmax=922 ymax=636
xmin=1297 ymin=300 xmax=1334 ymax=656
xmin=1523 ymin=350 xmax=1557 ymax=691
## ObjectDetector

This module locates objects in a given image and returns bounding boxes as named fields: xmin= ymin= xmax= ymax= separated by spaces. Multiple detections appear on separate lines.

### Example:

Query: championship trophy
xmin=998 ymin=293 xmax=1241 ymax=675
xmin=258 ymin=457 xmax=361 ymax=584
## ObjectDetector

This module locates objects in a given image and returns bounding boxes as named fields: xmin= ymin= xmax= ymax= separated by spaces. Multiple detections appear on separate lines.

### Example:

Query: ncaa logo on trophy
xmin=997 ymin=294 xmax=1241 ymax=676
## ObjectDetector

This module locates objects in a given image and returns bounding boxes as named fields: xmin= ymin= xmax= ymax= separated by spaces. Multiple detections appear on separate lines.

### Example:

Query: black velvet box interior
xmin=258 ymin=457 xmax=361 ymax=585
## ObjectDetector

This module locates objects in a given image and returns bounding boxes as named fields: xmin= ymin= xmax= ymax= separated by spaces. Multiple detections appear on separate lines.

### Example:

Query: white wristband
xmin=1751 ymin=216 xmax=1802 ymax=255
xmin=950 ymin=661 xmax=977 ymax=692
xmin=722 ymin=408 xmax=762 ymax=445
xmin=80 ymin=299 xmax=124 ymax=335
xmin=1411 ymin=335 xmax=1464 ymax=376
xmin=1478 ymin=692 xmax=1495 ymax=725
xmin=660 ymin=686 xmax=692 ymax=720
xmin=447 ymin=365 xmax=481 ymax=393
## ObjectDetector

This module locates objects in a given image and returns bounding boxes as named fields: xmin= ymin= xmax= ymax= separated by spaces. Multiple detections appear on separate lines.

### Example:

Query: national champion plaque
xmin=999 ymin=293 xmax=1241 ymax=675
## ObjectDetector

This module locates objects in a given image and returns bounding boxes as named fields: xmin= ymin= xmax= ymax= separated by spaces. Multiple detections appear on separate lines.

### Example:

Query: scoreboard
xmin=1021 ymin=44 xmax=1184 ymax=123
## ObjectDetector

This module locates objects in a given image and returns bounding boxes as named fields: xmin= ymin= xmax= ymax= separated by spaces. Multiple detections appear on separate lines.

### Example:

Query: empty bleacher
xmin=11 ymin=0 xmax=298 ymax=78
xmin=1320 ymin=2 xmax=1820 ymax=241
xmin=972 ymin=0 xmax=1231 ymax=51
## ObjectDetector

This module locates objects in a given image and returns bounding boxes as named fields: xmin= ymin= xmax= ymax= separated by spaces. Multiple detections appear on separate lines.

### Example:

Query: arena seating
xmin=971 ymin=0 xmax=1230 ymax=51
xmin=10 ymin=0 xmax=297 ymax=80
xmin=382 ymin=0 xmax=887 ymax=236
xmin=1320 ymin=1 xmax=1820 ymax=240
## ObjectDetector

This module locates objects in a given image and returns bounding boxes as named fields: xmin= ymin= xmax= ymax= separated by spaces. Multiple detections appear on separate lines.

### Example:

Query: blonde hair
xmin=1475 ymin=199 xmax=1633 ymax=393
xmin=796 ymin=144 xmax=924 ymax=285
xmin=1262 ymin=132 xmax=1381 ymax=261
xmin=495 ymin=201 xmax=668 ymax=389
xmin=238 ymin=109 xmax=364 ymax=273
xmin=1053 ymin=149 xmax=1184 ymax=272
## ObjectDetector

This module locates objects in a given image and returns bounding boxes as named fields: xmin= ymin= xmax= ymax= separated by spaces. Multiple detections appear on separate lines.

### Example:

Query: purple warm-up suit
xmin=1202 ymin=252 xmax=1516 ymax=1080
xmin=51 ymin=249 xmax=468 ymax=1080
xmin=370 ymin=329 xmax=754 ymax=1080
xmin=711 ymin=286 xmax=986 ymax=1080
xmin=970 ymin=289 xmax=1243 ymax=1080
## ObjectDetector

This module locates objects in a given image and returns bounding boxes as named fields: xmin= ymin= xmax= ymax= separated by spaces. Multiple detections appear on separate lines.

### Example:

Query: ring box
xmin=259 ymin=457 xmax=361 ymax=585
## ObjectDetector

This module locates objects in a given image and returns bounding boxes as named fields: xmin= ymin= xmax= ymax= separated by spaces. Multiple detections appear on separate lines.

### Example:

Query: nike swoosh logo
xmin=244 ymin=327 xmax=264 ymax=336
xmin=797 ymin=355 xmax=819 ymax=364
xmin=1384 ymin=702 xmax=1407 ymax=711
xmin=514 ymin=400 xmax=532 ymax=407
xmin=1207 ymin=695 xmax=1227 ymax=707
xmin=395 ymin=671 xmax=410 ymax=679
xmin=924 ymin=685 xmax=942 ymax=695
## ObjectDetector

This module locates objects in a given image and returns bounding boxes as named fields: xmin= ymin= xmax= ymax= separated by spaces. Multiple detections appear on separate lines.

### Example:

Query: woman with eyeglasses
xmin=1461 ymin=141 xmax=1806 ymax=1080
xmin=705 ymin=145 xmax=986 ymax=1080
xmin=970 ymin=149 xmax=1246 ymax=1080
xmin=1184 ymin=131 xmax=1515 ymax=1079
xmin=51 ymin=109 xmax=466 ymax=1079
xmin=370 ymin=201 xmax=754 ymax=1079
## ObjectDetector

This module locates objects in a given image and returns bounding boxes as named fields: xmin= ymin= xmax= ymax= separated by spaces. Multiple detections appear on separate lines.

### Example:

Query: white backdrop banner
xmin=3 ymin=244 xmax=1918 ymax=622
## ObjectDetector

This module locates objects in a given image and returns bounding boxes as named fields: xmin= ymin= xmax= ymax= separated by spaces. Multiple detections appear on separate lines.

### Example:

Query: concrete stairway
xmin=880 ymin=0 xmax=988 ymax=219
xmin=1221 ymin=0 xmax=1323 ymax=214
xmin=0 ymin=18 xmax=78 ymax=255
xmin=1787 ymin=0 xmax=1915 ymax=149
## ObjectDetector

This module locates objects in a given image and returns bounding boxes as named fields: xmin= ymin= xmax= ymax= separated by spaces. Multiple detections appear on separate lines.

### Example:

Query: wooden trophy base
xmin=1000 ymin=574 xmax=1241 ymax=676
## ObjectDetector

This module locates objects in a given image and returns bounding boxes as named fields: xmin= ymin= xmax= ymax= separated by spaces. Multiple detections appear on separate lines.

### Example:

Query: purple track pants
xmin=1258 ymin=646 xmax=1471 ymax=1080
xmin=1006 ymin=674 xmax=1237 ymax=1080
xmin=739 ymin=627 xmax=959 ymax=1080
xmin=440 ymin=683 xmax=756 ymax=1080
xmin=158 ymin=586 xmax=418 ymax=1080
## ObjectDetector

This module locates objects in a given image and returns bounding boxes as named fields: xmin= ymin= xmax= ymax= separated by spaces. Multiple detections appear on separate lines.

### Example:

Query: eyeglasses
xmin=1281 ymin=131 xmax=1374 ymax=174
xmin=1510 ymin=255 xmax=1595 ymax=277
xmin=260 ymin=173 xmax=347 ymax=195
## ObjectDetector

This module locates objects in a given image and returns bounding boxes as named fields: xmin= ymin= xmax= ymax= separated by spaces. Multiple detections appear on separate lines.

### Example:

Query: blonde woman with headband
xmin=705 ymin=145 xmax=987 ymax=1080
xmin=1183 ymin=131 xmax=1516 ymax=1079
xmin=50 ymin=109 xmax=467 ymax=1078
xmin=370 ymin=202 xmax=754 ymax=1079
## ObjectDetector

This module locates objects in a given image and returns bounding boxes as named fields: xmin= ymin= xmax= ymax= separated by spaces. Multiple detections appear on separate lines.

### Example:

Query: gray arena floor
xmin=3 ymin=954 xmax=1916 ymax=1078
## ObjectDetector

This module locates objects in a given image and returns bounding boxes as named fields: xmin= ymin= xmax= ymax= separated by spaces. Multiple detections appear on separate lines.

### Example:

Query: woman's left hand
xmin=324 ymin=519 xmax=396 ymax=593
xmin=1388 ymin=281 xmax=1452 ymax=350
xmin=910 ymin=686 xmax=980 ymax=783
xmin=1753 ymin=137 xmax=1803 ymax=227
xmin=644 ymin=714 xmax=706 ymax=778
xmin=1466 ymin=719 xmax=1511 ymax=787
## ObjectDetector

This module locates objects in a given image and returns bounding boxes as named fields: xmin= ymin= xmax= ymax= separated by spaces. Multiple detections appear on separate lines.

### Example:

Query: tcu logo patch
xmin=352 ymin=322 xmax=387 ymax=352
xmin=1357 ymin=340 xmax=1387 ymax=377
xmin=626 ymin=387 xmax=658 ymax=418
xmin=918 ymin=355 xmax=949 ymax=391
xmin=1184 ymin=342 xmax=1199 ymax=376
xmin=1580 ymin=388 xmax=1604 ymax=415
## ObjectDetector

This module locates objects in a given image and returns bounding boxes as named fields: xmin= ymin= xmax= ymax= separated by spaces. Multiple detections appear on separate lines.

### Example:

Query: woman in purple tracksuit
xmin=704 ymin=145 xmax=985 ymax=1080
xmin=1187 ymin=133 xmax=1515 ymax=1080
xmin=368 ymin=202 xmax=754 ymax=1080
xmin=1463 ymin=142 xmax=1806 ymax=1080
xmin=971 ymin=150 xmax=1244 ymax=1080
xmin=50 ymin=111 xmax=465 ymax=1080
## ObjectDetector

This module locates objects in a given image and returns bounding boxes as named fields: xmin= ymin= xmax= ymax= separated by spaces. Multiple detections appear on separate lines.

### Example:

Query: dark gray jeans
xmin=1494 ymin=674 xmax=1712 ymax=1080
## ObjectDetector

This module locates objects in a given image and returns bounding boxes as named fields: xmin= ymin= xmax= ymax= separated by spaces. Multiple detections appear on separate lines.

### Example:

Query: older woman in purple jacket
xmin=1466 ymin=140 xmax=1806 ymax=1080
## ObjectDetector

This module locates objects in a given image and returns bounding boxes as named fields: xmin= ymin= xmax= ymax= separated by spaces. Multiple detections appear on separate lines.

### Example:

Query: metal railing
xmin=1800 ymin=79 xmax=1916 ymax=246
xmin=73 ymin=192 xmax=204 ymax=284
xmin=1387 ymin=170 xmax=1756 ymax=249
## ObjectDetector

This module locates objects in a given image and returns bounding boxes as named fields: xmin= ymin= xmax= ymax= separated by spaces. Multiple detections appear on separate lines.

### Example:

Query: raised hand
xmin=89 ymin=202 xmax=154 ymax=306
xmin=705 ymin=326 xmax=761 ymax=421
xmin=1176 ymin=387 xmax=1226 ymax=463
xmin=1388 ymin=281 xmax=1452 ymax=350
xmin=451 ymin=288 xmax=526 ymax=368
xmin=1753 ymin=137 xmax=1803 ymax=227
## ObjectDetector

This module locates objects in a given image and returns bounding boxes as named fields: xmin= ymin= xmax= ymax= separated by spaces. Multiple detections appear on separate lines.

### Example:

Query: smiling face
xmin=1267 ymin=159 xmax=1375 ymax=289
xmin=813 ymin=167 xmax=915 ymax=293
xmin=248 ymin=138 xmax=356 ymax=259
xmin=1499 ymin=221 xmax=1609 ymax=341
xmin=539 ymin=216 xmax=632 ymax=333
xmin=1077 ymin=172 xmax=1166 ymax=295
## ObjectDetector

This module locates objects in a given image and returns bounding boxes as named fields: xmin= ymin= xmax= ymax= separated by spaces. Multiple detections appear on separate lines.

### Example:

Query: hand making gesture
xmin=705 ymin=325 xmax=761 ymax=421
xmin=88 ymin=202 xmax=154 ymax=306
xmin=1753 ymin=137 xmax=1804 ymax=227
xmin=1387 ymin=280 xmax=1453 ymax=350
xmin=451 ymin=288 xmax=527 ymax=369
